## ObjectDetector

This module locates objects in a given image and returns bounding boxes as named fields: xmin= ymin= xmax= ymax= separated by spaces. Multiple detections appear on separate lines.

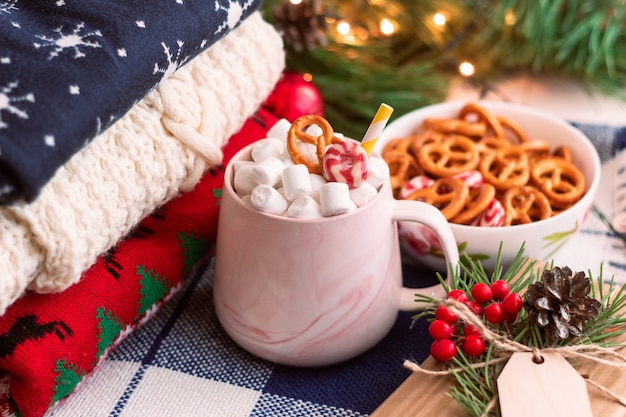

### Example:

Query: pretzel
xmin=287 ymin=115 xmax=342 ymax=175
xmin=450 ymin=183 xmax=496 ymax=225
xmin=552 ymin=145 xmax=573 ymax=163
xmin=384 ymin=152 xmax=423 ymax=197
xmin=502 ymin=186 xmax=552 ymax=225
xmin=423 ymin=117 xmax=487 ymax=137
xmin=416 ymin=135 xmax=479 ymax=178
xmin=382 ymin=136 xmax=412 ymax=160
xmin=476 ymin=136 xmax=510 ymax=157
xmin=530 ymin=157 xmax=586 ymax=205
xmin=519 ymin=139 xmax=550 ymax=162
xmin=408 ymin=130 xmax=446 ymax=157
xmin=459 ymin=102 xmax=505 ymax=140
xmin=479 ymin=146 xmax=530 ymax=191
xmin=405 ymin=177 xmax=469 ymax=220
xmin=497 ymin=115 xmax=529 ymax=143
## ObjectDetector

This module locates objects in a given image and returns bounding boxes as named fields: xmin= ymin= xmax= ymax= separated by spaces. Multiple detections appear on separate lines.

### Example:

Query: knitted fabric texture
xmin=0 ymin=109 xmax=280 ymax=417
xmin=0 ymin=12 xmax=285 ymax=315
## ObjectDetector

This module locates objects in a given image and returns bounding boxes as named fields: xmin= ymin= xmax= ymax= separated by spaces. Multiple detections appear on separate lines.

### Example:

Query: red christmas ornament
xmin=262 ymin=70 xmax=324 ymax=122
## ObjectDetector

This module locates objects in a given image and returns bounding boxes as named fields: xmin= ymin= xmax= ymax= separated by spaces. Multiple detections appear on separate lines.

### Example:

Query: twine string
xmin=403 ymin=298 xmax=626 ymax=410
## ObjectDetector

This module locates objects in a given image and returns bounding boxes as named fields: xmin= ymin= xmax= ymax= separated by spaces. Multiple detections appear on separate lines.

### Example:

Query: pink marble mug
xmin=213 ymin=144 xmax=460 ymax=367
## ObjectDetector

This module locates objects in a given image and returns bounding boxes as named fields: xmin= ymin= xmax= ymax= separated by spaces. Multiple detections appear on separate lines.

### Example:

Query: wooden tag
xmin=497 ymin=352 xmax=593 ymax=417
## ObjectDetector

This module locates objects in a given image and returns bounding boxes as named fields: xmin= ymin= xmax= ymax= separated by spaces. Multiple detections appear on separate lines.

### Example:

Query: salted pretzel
xmin=530 ymin=157 xmax=586 ymax=205
xmin=287 ymin=115 xmax=343 ymax=175
xmin=479 ymin=146 xmax=530 ymax=191
xmin=405 ymin=177 xmax=469 ymax=220
xmin=502 ymin=185 xmax=552 ymax=225
xmin=416 ymin=135 xmax=479 ymax=178
xmin=450 ymin=183 xmax=496 ymax=225
xmin=459 ymin=102 xmax=505 ymax=140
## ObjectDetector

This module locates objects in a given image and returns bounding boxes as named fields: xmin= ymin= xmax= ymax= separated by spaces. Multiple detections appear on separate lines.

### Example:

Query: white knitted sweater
xmin=0 ymin=12 xmax=285 ymax=314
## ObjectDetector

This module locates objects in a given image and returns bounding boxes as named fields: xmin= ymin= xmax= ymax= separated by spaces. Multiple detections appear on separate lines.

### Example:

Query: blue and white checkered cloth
xmin=46 ymin=123 xmax=626 ymax=417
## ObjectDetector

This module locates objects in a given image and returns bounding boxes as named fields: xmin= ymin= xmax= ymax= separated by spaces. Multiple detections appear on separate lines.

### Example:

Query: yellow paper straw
xmin=360 ymin=103 xmax=394 ymax=155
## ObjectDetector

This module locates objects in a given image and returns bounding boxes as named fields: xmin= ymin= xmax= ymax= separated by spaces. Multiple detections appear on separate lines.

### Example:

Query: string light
xmin=458 ymin=61 xmax=475 ymax=77
xmin=433 ymin=13 xmax=446 ymax=26
xmin=337 ymin=21 xmax=351 ymax=36
xmin=505 ymin=9 xmax=516 ymax=25
xmin=289 ymin=0 xmax=302 ymax=4
xmin=380 ymin=18 xmax=395 ymax=35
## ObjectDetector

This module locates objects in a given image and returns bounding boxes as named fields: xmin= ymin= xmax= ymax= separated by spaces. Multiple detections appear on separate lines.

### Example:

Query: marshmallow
xmin=233 ymin=164 xmax=258 ymax=195
xmin=295 ymin=140 xmax=318 ymax=165
xmin=319 ymin=182 xmax=356 ymax=216
xmin=266 ymin=118 xmax=292 ymax=142
xmin=282 ymin=164 xmax=312 ymax=201
xmin=286 ymin=195 xmax=324 ymax=219
xmin=305 ymin=124 xmax=323 ymax=138
xmin=251 ymin=157 xmax=285 ymax=188
xmin=251 ymin=138 xmax=285 ymax=162
xmin=309 ymin=173 xmax=327 ymax=202
xmin=366 ymin=157 xmax=391 ymax=189
xmin=250 ymin=184 xmax=288 ymax=215
xmin=349 ymin=182 xmax=378 ymax=207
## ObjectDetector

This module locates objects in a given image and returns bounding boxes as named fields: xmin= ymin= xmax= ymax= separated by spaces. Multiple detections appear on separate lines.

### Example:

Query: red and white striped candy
xmin=322 ymin=141 xmax=369 ymax=189
xmin=453 ymin=170 xmax=484 ymax=188
xmin=399 ymin=175 xmax=434 ymax=200
xmin=471 ymin=198 xmax=505 ymax=227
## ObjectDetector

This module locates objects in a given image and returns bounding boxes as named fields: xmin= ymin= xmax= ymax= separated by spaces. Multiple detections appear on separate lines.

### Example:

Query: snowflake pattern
xmin=0 ymin=81 xmax=35 ymax=129
xmin=33 ymin=22 xmax=102 ymax=59
xmin=0 ymin=0 xmax=17 ymax=14
xmin=153 ymin=40 xmax=188 ymax=81
xmin=214 ymin=0 xmax=254 ymax=34
xmin=0 ymin=0 xmax=261 ymax=202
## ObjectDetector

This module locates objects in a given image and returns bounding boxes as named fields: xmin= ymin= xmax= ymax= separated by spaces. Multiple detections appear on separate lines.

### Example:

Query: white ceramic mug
xmin=213 ymin=144 xmax=460 ymax=367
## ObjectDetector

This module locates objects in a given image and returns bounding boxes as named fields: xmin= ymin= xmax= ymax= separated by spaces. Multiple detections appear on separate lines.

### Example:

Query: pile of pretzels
xmin=382 ymin=103 xmax=586 ymax=226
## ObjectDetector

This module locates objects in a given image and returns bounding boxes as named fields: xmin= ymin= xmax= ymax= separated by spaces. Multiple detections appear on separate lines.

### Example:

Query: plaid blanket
xmin=42 ymin=122 xmax=626 ymax=417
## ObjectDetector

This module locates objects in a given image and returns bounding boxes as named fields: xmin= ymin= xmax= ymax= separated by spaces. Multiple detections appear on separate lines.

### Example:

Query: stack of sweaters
xmin=0 ymin=2 xmax=286 ymax=416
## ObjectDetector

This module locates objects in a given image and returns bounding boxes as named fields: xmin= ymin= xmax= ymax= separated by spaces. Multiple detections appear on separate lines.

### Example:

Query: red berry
xmin=463 ymin=324 xmax=482 ymax=337
xmin=503 ymin=312 xmax=518 ymax=323
xmin=483 ymin=302 xmax=504 ymax=323
xmin=428 ymin=319 xmax=455 ymax=340
xmin=435 ymin=305 xmax=458 ymax=324
xmin=470 ymin=283 xmax=493 ymax=304
xmin=490 ymin=280 xmax=510 ymax=301
xmin=502 ymin=292 xmax=523 ymax=315
xmin=467 ymin=300 xmax=483 ymax=316
xmin=430 ymin=339 xmax=457 ymax=362
xmin=447 ymin=289 xmax=469 ymax=304
xmin=462 ymin=335 xmax=486 ymax=357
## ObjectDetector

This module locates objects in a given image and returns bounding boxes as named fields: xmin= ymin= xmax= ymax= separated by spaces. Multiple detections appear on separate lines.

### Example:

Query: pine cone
xmin=272 ymin=0 xmax=328 ymax=52
xmin=523 ymin=266 xmax=600 ymax=343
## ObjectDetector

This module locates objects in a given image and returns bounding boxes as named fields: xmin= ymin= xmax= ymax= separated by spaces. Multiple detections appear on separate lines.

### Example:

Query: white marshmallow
xmin=349 ymin=182 xmax=378 ymax=207
xmin=251 ymin=157 xmax=285 ymax=187
xmin=309 ymin=173 xmax=327 ymax=202
xmin=250 ymin=184 xmax=288 ymax=215
xmin=319 ymin=182 xmax=356 ymax=216
xmin=305 ymin=124 xmax=323 ymax=138
xmin=282 ymin=164 xmax=312 ymax=201
xmin=266 ymin=118 xmax=292 ymax=142
xmin=251 ymin=138 xmax=285 ymax=162
xmin=295 ymin=140 xmax=318 ymax=165
xmin=233 ymin=164 xmax=258 ymax=195
xmin=286 ymin=195 xmax=324 ymax=219
xmin=366 ymin=157 xmax=390 ymax=189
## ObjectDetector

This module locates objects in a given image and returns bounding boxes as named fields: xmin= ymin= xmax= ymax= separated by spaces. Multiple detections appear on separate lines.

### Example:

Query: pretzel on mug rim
xmin=287 ymin=115 xmax=343 ymax=175
xmin=416 ymin=135 xmax=479 ymax=178
xmin=530 ymin=157 xmax=586 ymax=205
xmin=459 ymin=102 xmax=505 ymax=140
xmin=450 ymin=183 xmax=496 ymax=225
xmin=479 ymin=146 xmax=530 ymax=191
xmin=405 ymin=176 xmax=469 ymax=220
xmin=502 ymin=185 xmax=552 ymax=225
xmin=423 ymin=117 xmax=487 ymax=137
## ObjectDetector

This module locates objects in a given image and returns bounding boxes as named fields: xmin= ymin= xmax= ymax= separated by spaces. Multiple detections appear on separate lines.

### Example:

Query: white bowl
xmin=374 ymin=101 xmax=601 ymax=272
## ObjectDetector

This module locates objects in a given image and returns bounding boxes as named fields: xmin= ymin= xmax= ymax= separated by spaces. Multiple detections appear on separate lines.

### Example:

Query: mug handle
xmin=392 ymin=199 xmax=460 ymax=311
